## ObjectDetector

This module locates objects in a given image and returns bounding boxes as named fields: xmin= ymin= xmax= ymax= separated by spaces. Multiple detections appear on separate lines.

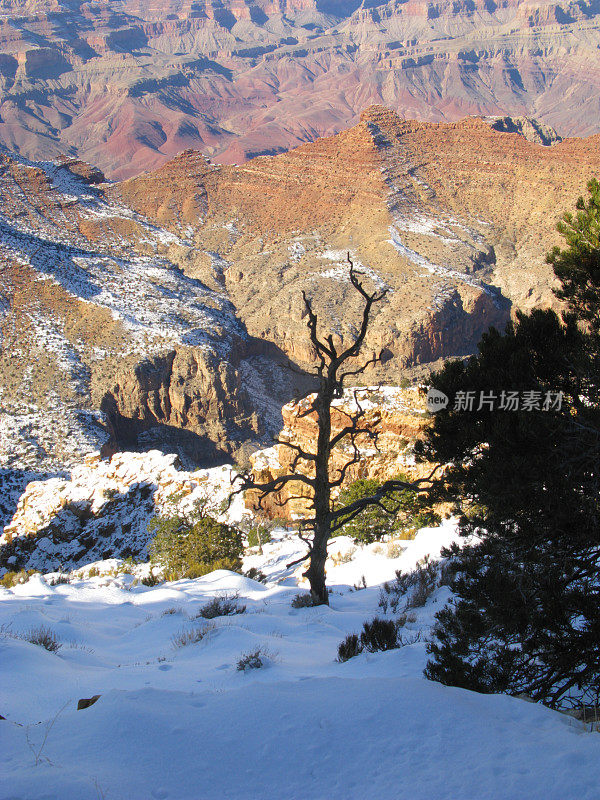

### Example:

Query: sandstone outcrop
xmin=0 ymin=388 xmax=433 ymax=570
xmin=0 ymin=450 xmax=247 ymax=572
xmin=246 ymin=387 xmax=434 ymax=521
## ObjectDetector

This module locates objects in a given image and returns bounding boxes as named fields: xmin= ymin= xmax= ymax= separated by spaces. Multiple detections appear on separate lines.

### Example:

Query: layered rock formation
xmin=0 ymin=149 xmax=299 ymax=486
xmin=246 ymin=386 xmax=433 ymax=520
xmin=115 ymin=107 xmax=600 ymax=382
xmin=0 ymin=0 xmax=600 ymax=177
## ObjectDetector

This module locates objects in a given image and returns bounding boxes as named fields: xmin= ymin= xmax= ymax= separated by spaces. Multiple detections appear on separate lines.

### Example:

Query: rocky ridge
xmin=115 ymin=107 xmax=600 ymax=381
xmin=0 ymin=385 xmax=430 ymax=572
xmin=0 ymin=450 xmax=248 ymax=573
xmin=0 ymin=148 xmax=300 ymax=483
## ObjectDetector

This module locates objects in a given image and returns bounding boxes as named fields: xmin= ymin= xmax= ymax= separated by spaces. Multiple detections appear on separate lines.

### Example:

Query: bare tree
xmin=235 ymin=255 xmax=436 ymax=604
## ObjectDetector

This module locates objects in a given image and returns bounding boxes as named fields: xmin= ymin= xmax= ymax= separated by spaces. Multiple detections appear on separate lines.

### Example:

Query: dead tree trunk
xmin=235 ymin=255 xmax=434 ymax=604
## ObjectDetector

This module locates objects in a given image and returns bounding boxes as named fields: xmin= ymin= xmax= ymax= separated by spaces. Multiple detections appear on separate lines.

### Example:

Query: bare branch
xmin=302 ymin=290 xmax=335 ymax=363
xmin=329 ymin=454 xmax=362 ymax=488
xmin=298 ymin=527 xmax=313 ymax=547
xmin=275 ymin=437 xmax=317 ymax=463
xmin=229 ymin=250 xmax=398 ymax=604
xmin=281 ymin=359 xmax=320 ymax=379
xmin=339 ymin=353 xmax=381 ymax=383
xmin=236 ymin=472 xmax=316 ymax=493
xmin=329 ymin=423 xmax=370 ymax=450
xmin=334 ymin=255 xmax=388 ymax=365
xmin=286 ymin=551 xmax=311 ymax=569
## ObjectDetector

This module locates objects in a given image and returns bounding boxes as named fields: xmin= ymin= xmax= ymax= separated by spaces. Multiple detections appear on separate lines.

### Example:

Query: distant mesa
xmin=0 ymin=0 xmax=598 ymax=178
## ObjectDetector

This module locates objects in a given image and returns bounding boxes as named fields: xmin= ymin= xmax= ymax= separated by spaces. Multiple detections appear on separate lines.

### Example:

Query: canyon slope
xmin=0 ymin=149 xmax=300 ymax=500
xmin=115 ymin=106 xmax=600 ymax=377
xmin=1 ymin=108 xmax=599 ymax=490
xmin=1 ymin=0 xmax=600 ymax=177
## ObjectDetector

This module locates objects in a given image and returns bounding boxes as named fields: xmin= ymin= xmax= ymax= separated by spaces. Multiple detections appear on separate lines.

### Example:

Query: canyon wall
xmin=0 ymin=0 xmax=600 ymax=177
xmin=1 ymin=110 xmax=599 ymax=482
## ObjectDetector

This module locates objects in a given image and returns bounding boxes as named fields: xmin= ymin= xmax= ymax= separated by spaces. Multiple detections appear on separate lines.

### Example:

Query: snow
xmin=0 ymin=154 xmax=242 ymax=355
xmin=283 ymin=384 xmax=426 ymax=419
xmin=1 ymin=521 xmax=599 ymax=799
xmin=1 ymin=452 xmax=251 ymax=572
xmin=392 ymin=212 xmax=455 ymax=242
xmin=388 ymin=225 xmax=491 ymax=293
xmin=317 ymin=250 xmax=388 ymax=291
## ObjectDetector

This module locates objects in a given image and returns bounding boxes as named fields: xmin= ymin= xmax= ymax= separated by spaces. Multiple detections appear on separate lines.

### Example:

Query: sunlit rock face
xmin=246 ymin=387 xmax=435 ymax=521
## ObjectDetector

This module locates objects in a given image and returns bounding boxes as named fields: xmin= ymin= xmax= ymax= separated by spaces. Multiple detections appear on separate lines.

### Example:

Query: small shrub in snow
xmin=337 ymin=633 xmax=362 ymax=663
xmin=336 ymin=615 xmax=420 ymax=662
xmin=379 ymin=557 xmax=440 ymax=613
xmin=47 ymin=574 xmax=71 ymax=586
xmin=24 ymin=626 xmax=62 ymax=653
xmin=236 ymin=647 xmax=268 ymax=671
xmin=330 ymin=547 xmax=357 ymax=566
xmin=405 ymin=558 xmax=439 ymax=609
xmin=360 ymin=617 xmax=399 ymax=653
xmin=0 ymin=569 xmax=39 ymax=588
xmin=196 ymin=593 xmax=246 ymax=619
xmin=291 ymin=592 xmax=318 ymax=608
xmin=398 ymin=630 xmax=423 ymax=646
xmin=245 ymin=525 xmax=272 ymax=552
xmin=161 ymin=607 xmax=181 ymax=616
xmin=171 ymin=625 xmax=213 ymax=648
xmin=394 ymin=612 xmax=417 ymax=628
xmin=244 ymin=567 xmax=268 ymax=584
xmin=141 ymin=572 xmax=161 ymax=587
xmin=351 ymin=575 xmax=367 ymax=592
xmin=386 ymin=541 xmax=405 ymax=559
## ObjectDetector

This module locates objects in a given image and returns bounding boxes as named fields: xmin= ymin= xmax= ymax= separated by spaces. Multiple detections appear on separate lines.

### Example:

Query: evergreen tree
xmin=148 ymin=512 xmax=243 ymax=581
xmin=547 ymin=177 xmax=600 ymax=334
xmin=335 ymin=476 xmax=438 ymax=544
xmin=421 ymin=183 xmax=600 ymax=709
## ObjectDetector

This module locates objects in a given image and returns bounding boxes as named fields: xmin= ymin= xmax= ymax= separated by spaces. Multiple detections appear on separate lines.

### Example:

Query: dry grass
xmin=171 ymin=624 xmax=214 ymax=648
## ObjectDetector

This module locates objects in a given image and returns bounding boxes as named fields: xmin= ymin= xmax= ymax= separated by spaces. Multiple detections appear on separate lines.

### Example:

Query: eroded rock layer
xmin=0 ymin=149 xmax=298 ymax=482
xmin=114 ymin=107 xmax=600 ymax=381
xmin=0 ymin=0 xmax=599 ymax=178
xmin=247 ymin=386 xmax=433 ymax=520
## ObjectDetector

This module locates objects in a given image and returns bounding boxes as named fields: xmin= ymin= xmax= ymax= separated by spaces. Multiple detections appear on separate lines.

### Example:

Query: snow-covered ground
xmin=2 ymin=520 xmax=599 ymax=799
